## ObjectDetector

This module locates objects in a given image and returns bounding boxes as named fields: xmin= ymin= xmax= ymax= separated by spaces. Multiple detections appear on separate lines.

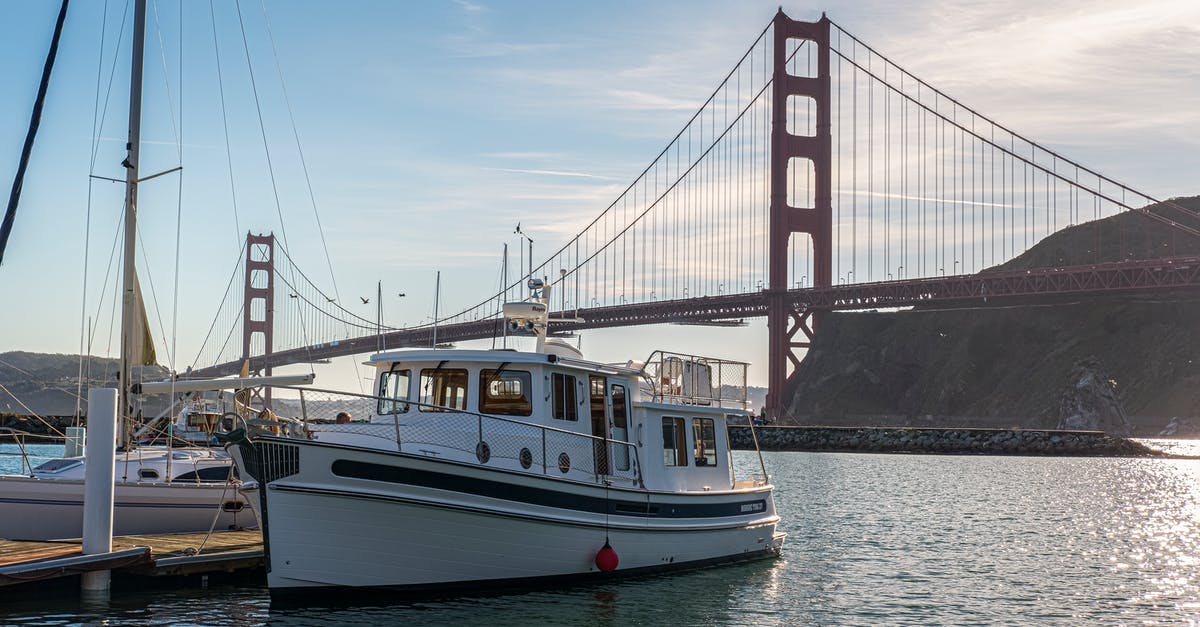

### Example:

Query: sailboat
xmin=0 ymin=0 xmax=256 ymax=541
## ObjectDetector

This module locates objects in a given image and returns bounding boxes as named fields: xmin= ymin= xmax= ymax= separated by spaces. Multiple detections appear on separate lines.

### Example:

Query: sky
xmin=0 ymin=0 xmax=1197 ymax=391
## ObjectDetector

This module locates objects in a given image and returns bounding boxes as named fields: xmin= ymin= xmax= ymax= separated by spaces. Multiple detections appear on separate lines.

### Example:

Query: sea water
xmin=0 ymin=442 xmax=64 ymax=474
xmin=1 ymin=448 xmax=1198 ymax=625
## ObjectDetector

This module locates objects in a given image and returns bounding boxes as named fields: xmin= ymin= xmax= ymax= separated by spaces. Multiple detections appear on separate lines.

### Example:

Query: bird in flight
xmin=360 ymin=296 xmax=370 ymax=304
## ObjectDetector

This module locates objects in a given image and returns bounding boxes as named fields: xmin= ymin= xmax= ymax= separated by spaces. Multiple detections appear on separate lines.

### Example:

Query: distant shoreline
xmin=730 ymin=425 xmax=1186 ymax=458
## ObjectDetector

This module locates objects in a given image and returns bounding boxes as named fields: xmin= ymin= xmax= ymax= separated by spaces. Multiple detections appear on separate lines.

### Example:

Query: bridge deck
xmin=192 ymin=255 xmax=1200 ymax=378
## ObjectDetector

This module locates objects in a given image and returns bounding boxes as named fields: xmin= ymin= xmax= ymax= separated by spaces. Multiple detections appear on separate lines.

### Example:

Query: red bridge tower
xmin=767 ymin=11 xmax=832 ymax=420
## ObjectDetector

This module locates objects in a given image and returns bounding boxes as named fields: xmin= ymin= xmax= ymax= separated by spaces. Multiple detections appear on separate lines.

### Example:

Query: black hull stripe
xmin=272 ymin=483 xmax=777 ymax=532
xmin=330 ymin=459 xmax=768 ymax=519
xmin=267 ymin=544 xmax=782 ymax=600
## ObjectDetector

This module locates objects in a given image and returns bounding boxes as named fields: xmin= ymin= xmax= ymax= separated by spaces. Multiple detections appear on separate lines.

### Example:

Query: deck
xmin=0 ymin=529 xmax=263 ymax=587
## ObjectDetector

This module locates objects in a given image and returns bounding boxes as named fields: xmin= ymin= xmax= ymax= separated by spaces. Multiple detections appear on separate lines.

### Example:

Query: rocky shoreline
xmin=729 ymin=425 xmax=1165 ymax=457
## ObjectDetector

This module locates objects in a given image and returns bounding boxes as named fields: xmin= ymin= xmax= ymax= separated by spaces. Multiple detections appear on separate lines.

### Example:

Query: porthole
xmin=519 ymin=448 xmax=533 ymax=469
xmin=558 ymin=452 xmax=571 ymax=473
xmin=222 ymin=501 xmax=245 ymax=512
xmin=138 ymin=469 xmax=159 ymax=480
xmin=476 ymin=441 xmax=491 ymax=464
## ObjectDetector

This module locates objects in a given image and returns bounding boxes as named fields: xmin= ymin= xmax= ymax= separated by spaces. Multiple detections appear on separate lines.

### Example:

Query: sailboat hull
xmin=0 ymin=476 xmax=251 ymax=540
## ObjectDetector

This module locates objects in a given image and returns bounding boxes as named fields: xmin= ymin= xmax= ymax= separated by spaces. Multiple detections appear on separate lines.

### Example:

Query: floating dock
xmin=0 ymin=529 xmax=262 ymax=587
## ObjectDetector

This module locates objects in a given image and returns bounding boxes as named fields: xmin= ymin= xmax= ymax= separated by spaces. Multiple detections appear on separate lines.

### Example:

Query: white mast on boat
xmin=117 ymin=0 xmax=148 ymax=448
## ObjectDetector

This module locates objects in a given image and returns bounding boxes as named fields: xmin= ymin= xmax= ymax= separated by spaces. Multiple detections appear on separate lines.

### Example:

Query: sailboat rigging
xmin=0 ymin=0 xmax=252 ymax=541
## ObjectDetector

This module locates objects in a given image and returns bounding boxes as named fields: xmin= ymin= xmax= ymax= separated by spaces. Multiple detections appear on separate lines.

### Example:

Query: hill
xmin=0 ymin=351 xmax=168 ymax=418
xmin=783 ymin=196 xmax=1200 ymax=436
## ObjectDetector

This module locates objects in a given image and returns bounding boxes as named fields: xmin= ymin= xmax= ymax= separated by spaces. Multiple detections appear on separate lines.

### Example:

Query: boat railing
xmin=640 ymin=351 xmax=749 ymax=409
xmin=262 ymin=386 xmax=643 ymax=487
xmin=0 ymin=427 xmax=63 ymax=476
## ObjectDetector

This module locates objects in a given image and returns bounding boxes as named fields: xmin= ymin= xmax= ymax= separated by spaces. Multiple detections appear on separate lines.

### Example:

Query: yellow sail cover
xmin=130 ymin=274 xmax=157 ymax=366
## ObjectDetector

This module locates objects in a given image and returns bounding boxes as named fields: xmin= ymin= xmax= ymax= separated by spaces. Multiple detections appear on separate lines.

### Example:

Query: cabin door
xmin=609 ymin=383 xmax=630 ymax=471
xmin=589 ymin=375 xmax=609 ymax=475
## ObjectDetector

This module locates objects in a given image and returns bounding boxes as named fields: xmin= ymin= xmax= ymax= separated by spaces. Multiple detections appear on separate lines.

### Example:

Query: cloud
xmin=483 ymin=167 xmax=618 ymax=180
xmin=450 ymin=0 xmax=485 ymax=14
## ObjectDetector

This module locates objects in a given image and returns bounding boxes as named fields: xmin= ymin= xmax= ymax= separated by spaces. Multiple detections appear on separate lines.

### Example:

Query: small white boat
xmin=141 ymin=398 xmax=237 ymax=447
xmin=229 ymin=284 xmax=784 ymax=595
xmin=0 ymin=445 xmax=249 ymax=540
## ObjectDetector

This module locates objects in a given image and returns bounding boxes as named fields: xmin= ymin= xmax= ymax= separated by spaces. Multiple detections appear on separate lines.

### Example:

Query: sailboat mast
xmin=118 ymin=0 xmax=148 ymax=445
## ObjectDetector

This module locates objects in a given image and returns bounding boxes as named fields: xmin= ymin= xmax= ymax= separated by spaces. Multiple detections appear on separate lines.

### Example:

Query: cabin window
xmin=662 ymin=416 xmax=688 ymax=467
xmin=552 ymin=373 xmax=578 ymax=421
xmin=419 ymin=368 xmax=468 ymax=412
xmin=172 ymin=466 xmax=238 ymax=482
xmin=138 ymin=469 xmax=160 ymax=480
xmin=589 ymin=376 xmax=606 ymax=422
xmin=692 ymin=417 xmax=717 ymax=467
xmin=377 ymin=368 xmax=411 ymax=415
xmin=611 ymin=384 xmax=630 ymax=471
xmin=32 ymin=459 xmax=81 ymax=473
xmin=479 ymin=370 xmax=532 ymax=416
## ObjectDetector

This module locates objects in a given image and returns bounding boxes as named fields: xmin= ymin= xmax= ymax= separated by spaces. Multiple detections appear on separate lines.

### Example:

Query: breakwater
xmin=729 ymin=425 xmax=1162 ymax=457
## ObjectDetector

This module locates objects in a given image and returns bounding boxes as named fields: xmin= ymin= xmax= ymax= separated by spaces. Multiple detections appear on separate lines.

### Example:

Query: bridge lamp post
xmin=938 ymin=267 xmax=945 ymax=276
xmin=897 ymin=265 xmax=904 ymax=279
xmin=800 ymin=275 xmax=806 ymax=287
xmin=846 ymin=270 xmax=854 ymax=284
xmin=559 ymin=269 xmax=567 ymax=313
xmin=954 ymin=260 xmax=960 ymax=274
xmin=888 ymin=273 xmax=893 ymax=281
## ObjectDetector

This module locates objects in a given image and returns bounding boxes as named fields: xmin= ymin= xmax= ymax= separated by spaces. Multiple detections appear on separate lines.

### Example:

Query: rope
xmin=208 ymin=0 xmax=244 ymax=249
xmin=77 ymin=0 xmax=114 ymax=426
xmin=187 ymin=464 xmax=238 ymax=556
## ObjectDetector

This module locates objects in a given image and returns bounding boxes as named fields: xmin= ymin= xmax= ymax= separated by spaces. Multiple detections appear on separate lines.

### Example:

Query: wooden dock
xmin=0 ymin=529 xmax=263 ymax=587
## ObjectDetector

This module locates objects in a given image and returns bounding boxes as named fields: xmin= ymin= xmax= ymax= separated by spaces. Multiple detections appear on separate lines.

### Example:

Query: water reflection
xmin=267 ymin=560 xmax=781 ymax=626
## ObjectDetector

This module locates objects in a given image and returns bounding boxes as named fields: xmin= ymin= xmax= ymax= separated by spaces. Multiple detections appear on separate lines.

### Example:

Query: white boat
xmin=0 ymin=445 xmax=250 ymax=540
xmin=228 ymin=283 xmax=784 ymax=594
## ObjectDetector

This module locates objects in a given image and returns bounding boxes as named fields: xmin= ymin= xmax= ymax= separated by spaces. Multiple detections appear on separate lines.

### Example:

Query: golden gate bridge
xmin=185 ymin=11 xmax=1200 ymax=419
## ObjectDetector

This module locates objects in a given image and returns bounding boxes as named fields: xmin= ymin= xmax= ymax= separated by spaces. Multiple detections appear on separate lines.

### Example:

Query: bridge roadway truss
xmin=189 ymin=255 xmax=1200 ymax=379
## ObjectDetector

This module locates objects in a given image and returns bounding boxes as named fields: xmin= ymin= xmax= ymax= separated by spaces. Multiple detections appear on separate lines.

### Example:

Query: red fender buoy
xmin=595 ymin=540 xmax=619 ymax=572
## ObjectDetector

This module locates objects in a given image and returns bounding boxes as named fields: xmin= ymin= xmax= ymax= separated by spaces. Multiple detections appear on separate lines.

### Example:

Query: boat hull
xmin=0 ymin=476 xmax=252 ymax=540
xmin=238 ymin=438 xmax=784 ymax=591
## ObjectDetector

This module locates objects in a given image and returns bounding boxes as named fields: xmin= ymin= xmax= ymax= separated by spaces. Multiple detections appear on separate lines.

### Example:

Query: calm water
xmin=2 ymin=447 xmax=1199 ymax=625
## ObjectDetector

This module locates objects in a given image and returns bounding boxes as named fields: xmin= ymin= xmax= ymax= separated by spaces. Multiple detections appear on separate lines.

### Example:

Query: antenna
xmin=432 ymin=270 xmax=441 ymax=348
xmin=502 ymin=244 xmax=508 ymax=349
xmin=515 ymin=223 xmax=533 ymax=290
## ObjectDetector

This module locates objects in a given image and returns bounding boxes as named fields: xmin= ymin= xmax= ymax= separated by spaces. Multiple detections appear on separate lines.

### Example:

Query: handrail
xmin=266 ymin=384 xmax=643 ymax=486
xmin=640 ymin=350 xmax=750 ymax=409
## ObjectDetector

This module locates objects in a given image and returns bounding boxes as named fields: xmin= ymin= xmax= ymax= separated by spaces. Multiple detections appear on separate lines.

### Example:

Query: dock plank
xmin=0 ymin=543 xmax=79 ymax=568
xmin=0 ymin=529 xmax=263 ymax=585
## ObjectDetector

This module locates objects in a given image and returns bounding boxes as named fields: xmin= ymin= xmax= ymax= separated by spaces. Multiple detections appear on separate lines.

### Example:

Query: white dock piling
xmin=80 ymin=388 xmax=117 ymax=592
